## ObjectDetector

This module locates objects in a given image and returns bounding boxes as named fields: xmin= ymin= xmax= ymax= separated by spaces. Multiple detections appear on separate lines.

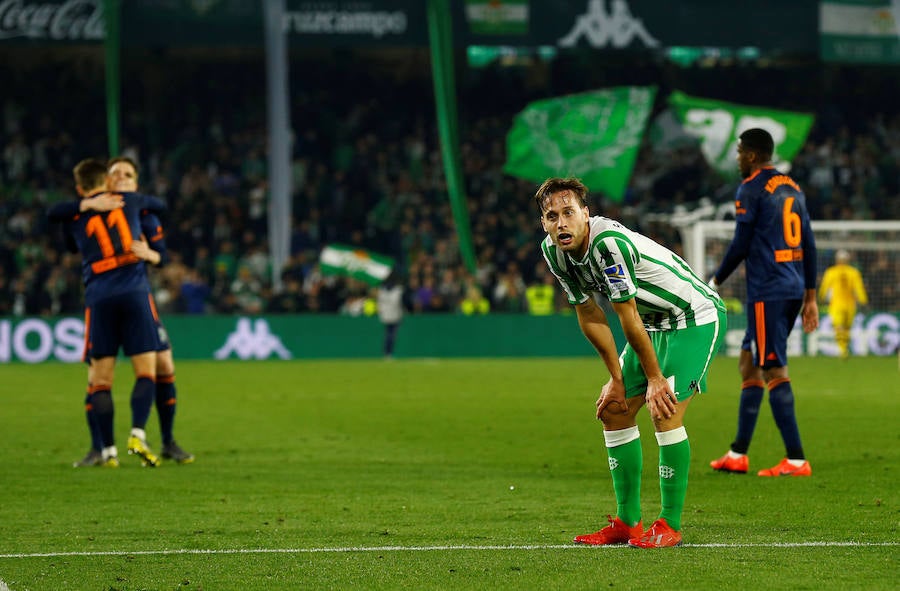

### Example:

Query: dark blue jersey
xmin=714 ymin=167 xmax=817 ymax=302
xmin=48 ymin=192 xmax=166 ymax=304
xmin=140 ymin=211 xmax=170 ymax=267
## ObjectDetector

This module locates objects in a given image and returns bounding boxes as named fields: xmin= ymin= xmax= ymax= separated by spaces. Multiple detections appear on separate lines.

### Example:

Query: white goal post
xmin=683 ymin=220 xmax=900 ymax=300
xmin=676 ymin=219 xmax=900 ymax=357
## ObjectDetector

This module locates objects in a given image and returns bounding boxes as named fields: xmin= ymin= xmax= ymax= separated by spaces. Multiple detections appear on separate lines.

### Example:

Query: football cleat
xmin=73 ymin=448 xmax=103 ymax=468
xmin=161 ymin=441 xmax=195 ymax=464
xmin=574 ymin=515 xmax=643 ymax=545
xmin=757 ymin=458 xmax=811 ymax=477
xmin=628 ymin=518 xmax=682 ymax=548
xmin=710 ymin=451 xmax=748 ymax=474
xmin=101 ymin=456 xmax=120 ymax=468
xmin=127 ymin=436 xmax=161 ymax=467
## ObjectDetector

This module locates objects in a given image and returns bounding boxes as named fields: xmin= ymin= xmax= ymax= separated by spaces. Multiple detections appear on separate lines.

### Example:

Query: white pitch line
xmin=0 ymin=541 xmax=896 ymax=559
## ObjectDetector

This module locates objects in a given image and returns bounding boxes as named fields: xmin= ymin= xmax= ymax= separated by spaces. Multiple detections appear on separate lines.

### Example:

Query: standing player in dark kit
xmin=72 ymin=157 xmax=194 ymax=466
xmin=48 ymin=158 xmax=168 ymax=467
xmin=109 ymin=156 xmax=194 ymax=463
xmin=709 ymin=128 xmax=819 ymax=477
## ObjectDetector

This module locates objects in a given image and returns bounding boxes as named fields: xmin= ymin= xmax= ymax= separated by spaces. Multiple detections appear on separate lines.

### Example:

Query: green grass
xmin=0 ymin=356 xmax=896 ymax=590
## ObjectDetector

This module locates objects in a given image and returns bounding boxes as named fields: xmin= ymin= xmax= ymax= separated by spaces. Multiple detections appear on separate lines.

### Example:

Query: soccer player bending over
xmin=535 ymin=177 xmax=725 ymax=548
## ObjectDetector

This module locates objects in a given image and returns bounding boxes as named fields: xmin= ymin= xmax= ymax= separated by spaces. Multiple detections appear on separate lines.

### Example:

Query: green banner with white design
xmin=464 ymin=0 xmax=529 ymax=34
xmin=820 ymin=0 xmax=900 ymax=63
xmin=504 ymin=86 xmax=656 ymax=202
xmin=667 ymin=91 xmax=814 ymax=177
xmin=319 ymin=244 xmax=394 ymax=285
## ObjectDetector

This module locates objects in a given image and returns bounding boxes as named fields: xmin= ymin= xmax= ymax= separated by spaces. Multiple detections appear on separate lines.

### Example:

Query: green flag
xmin=504 ymin=86 xmax=657 ymax=202
xmin=319 ymin=244 xmax=394 ymax=286
xmin=668 ymin=91 xmax=814 ymax=177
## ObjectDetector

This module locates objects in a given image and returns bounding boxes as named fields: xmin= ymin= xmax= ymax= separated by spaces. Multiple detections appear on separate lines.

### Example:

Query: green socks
xmin=604 ymin=426 xmax=642 ymax=527
xmin=656 ymin=427 xmax=690 ymax=531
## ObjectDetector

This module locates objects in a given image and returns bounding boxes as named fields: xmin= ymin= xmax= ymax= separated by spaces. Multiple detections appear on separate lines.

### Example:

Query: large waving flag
xmin=668 ymin=91 xmax=814 ymax=176
xmin=504 ymin=86 xmax=657 ymax=202
xmin=319 ymin=244 xmax=394 ymax=286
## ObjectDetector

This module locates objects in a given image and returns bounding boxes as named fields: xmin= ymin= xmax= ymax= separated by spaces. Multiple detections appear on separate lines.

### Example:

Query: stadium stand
xmin=1 ymin=50 xmax=898 ymax=316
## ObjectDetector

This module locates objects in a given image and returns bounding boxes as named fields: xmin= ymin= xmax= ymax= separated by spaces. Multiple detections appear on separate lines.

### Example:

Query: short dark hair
xmin=739 ymin=128 xmax=774 ymax=160
xmin=108 ymin=155 xmax=140 ymax=177
xmin=534 ymin=177 xmax=589 ymax=211
xmin=73 ymin=158 xmax=109 ymax=192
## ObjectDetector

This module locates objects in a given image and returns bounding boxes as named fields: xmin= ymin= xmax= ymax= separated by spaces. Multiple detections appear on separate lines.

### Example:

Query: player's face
xmin=108 ymin=162 xmax=138 ymax=192
xmin=540 ymin=190 xmax=590 ymax=258
xmin=736 ymin=141 xmax=754 ymax=178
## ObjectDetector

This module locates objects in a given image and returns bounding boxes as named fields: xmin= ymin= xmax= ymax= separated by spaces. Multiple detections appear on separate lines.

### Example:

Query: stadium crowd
xmin=1 ymin=51 xmax=898 ymax=318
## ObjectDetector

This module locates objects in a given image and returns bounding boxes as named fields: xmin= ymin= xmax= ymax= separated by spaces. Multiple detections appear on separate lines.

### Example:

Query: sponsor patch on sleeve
xmin=603 ymin=264 xmax=632 ymax=296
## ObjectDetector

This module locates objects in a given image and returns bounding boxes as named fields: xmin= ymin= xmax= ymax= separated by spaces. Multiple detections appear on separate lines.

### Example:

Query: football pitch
xmin=0 ymin=356 xmax=896 ymax=590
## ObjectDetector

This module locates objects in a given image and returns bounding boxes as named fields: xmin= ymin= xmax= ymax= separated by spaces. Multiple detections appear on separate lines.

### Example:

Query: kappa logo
xmin=659 ymin=465 xmax=675 ymax=479
xmin=608 ymin=457 xmax=619 ymax=471
xmin=214 ymin=318 xmax=292 ymax=360
xmin=558 ymin=0 xmax=659 ymax=49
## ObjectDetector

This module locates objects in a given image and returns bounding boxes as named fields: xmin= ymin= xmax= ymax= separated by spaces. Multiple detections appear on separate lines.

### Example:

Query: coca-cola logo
xmin=0 ymin=0 xmax=104 ymax=41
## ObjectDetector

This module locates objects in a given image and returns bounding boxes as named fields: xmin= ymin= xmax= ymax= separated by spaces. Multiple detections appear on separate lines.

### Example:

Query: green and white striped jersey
xmin=541 ymin=216 xmax=724 ymax=331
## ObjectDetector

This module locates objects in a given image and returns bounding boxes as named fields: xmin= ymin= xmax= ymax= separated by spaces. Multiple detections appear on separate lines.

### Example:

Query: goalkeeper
xmin=819 ymin=249 xmax=868 ymax=359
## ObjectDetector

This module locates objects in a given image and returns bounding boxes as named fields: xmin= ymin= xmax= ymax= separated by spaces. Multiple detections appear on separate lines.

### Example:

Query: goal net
xmin=681 ymin=220 xmax=900 ymax=357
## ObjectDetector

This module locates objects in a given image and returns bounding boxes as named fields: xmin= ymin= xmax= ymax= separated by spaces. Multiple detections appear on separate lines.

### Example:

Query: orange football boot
xmin=574 ymin=515 xmax=643 ymax=545
xmin=628 ymin=518 xmax=683 ymax=548
xmin=757 ymin=458 xmax=811 ymax=477
xmin=710 ymin=452 xmax=749 ymax=473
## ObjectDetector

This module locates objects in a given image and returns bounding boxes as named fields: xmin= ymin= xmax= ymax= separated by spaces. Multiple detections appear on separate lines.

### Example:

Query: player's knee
xmin=599 ymin=402 xmax=638 ymax=429
xmin=740 ymin=369 xmax=759 ymax=383
xmin=90 ymin=390 xmax=113 ymax=414
xmin=157 ymin=356 xmax=175 ymax=375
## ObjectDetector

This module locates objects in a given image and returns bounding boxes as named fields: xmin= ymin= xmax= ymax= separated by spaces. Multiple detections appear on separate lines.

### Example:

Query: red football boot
xmin=710 ymin=451 xmax=749 ymax=474
xmin=757 ymin=458 xmax=812 ymax=477
xmin=574 ymin=515 xmax=643 ymax=545
xmin=628 ymin=518 xmax=683 ymax=548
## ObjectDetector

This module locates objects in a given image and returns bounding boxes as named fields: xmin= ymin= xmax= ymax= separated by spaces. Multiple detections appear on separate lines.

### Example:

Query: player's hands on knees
xmin=645 ymin=376 xmax=677 ymax=420
xmin=596 ymin=378 xmax=627 ymax=420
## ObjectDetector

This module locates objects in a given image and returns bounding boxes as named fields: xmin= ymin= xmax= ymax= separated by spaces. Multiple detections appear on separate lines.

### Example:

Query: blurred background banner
xmin=0 ymin=0 xmax=821 ymax=50
xmin=504 ymin=86 xmax=656 ymax=202
xmin=668 ymin=91 xmax=815 ymax=176
xmin=463 ymin=0 xmax=529 ymax=35
xmin=820 ymin=0 xmax=900 ymax=63
xmin=319 ymin=244 xmax=394 ymax=285
xmin=0 ymin=0 xmax=105 ymax=43
xmin=283 ymin=0 xmax=428 ymax=47
xmin=456 ymin=0 xmax=818 ymax=51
